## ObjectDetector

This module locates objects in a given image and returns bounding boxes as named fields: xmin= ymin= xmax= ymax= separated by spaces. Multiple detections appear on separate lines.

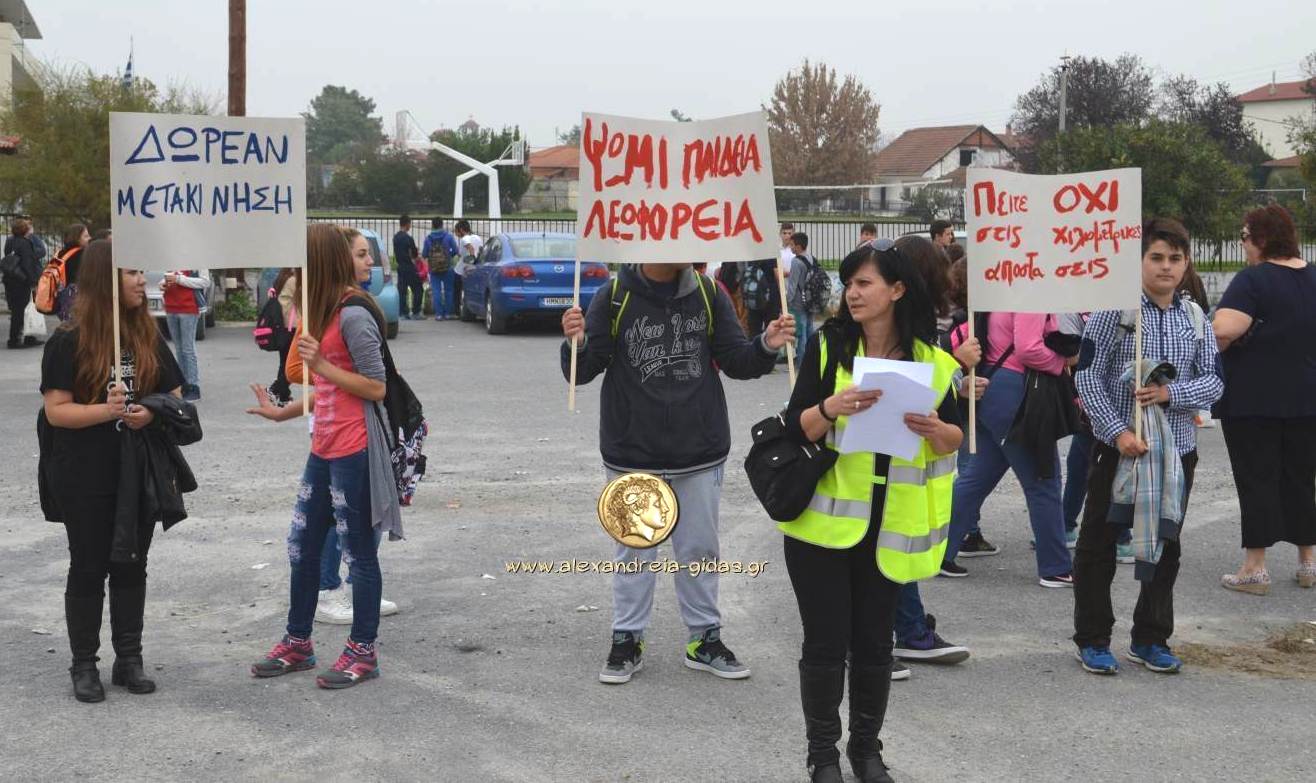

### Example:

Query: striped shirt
xmin=1075 ymin=294 xmax=1224 ymax=456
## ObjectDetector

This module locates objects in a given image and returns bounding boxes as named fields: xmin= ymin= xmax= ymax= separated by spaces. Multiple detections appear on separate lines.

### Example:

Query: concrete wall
xmin=1242 ymin=98 xmax=1314 ymax=158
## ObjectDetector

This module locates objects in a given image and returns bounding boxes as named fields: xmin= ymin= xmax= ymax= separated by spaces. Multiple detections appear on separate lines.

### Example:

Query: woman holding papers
xmin=779 ymin=242 xmax=962 ymax=783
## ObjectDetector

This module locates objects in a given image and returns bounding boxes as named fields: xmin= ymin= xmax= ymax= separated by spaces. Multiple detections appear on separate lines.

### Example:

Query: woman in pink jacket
xmin=942 ymin=312 xmax=1074 ymax=587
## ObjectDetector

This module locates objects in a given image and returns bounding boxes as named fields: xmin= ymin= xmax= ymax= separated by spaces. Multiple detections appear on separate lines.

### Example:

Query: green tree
xmin=904 ymin=186 xmax=962 ymax=222
xmin=303 ymin=85 xmax=386 ymax=165
xmin=558 ymin=124 xmax=581 ymax=146
xmin=355 ymin=150 xmax=422 ymax=213
xmin=1159 ymin=76 xmax=1270 ymax=181
xmin=1012 ymin=54 xmax=1156 ymax=172
xmin=1038 ymin=120 xmax=1250 ymax=247
xmin=0 ymin=63 xmax=216 ymax=226
xmin=764 ymin=60 xmax=882 ymax=185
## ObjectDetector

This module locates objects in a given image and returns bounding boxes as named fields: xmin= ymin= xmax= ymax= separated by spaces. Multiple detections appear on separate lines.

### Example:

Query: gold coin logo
xmin=597 ymin=473 xmax=679 ymax=549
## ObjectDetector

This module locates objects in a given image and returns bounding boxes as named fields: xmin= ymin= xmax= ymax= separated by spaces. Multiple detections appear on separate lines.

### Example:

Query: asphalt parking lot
xmin=1 ymin=318 xmax=1313 ymax=782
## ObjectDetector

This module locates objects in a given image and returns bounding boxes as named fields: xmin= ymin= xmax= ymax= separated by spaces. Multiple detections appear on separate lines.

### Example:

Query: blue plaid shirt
xmin=1075 ymin=294 xmax=1224 ymax=456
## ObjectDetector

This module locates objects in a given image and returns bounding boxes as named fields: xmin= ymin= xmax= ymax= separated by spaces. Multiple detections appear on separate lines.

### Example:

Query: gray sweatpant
xmin=608 ymin=464 xmax=723 ymax=637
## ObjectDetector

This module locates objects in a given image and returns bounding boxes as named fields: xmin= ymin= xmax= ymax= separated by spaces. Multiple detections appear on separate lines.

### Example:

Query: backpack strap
xmin=609 ymin=273 xmax=714 ymax=339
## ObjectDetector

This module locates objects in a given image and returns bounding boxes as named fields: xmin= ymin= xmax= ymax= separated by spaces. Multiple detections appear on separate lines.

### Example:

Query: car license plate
xmin=541 ymin=297 xmax=573 ymax=307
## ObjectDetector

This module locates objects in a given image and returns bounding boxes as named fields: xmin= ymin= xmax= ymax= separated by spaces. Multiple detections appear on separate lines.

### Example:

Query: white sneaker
xmin=379 ymin=597 xmax=400 ymax=617
xmin=314 ymin=586 xmax=353 ymax=625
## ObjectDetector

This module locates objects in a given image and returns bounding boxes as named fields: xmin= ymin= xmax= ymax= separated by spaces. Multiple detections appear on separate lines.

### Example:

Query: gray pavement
xmin=1 ymin=319 xmax=1313 ymax=783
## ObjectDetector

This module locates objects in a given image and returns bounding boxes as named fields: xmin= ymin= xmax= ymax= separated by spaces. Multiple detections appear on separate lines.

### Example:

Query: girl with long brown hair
xmin=247 ymin=223 xmax=400 ymax=689
xmin=40 ymin=240 xmax=183 ymax=702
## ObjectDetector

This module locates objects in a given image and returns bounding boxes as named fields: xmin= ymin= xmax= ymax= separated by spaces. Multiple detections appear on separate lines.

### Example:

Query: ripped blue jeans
xmin=286 ymin=450 xmax=381 ymax=644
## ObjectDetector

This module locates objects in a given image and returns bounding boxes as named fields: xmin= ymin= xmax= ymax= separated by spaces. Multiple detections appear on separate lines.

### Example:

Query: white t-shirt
xmin=779 ymin=246 xmax=795 ymax=275
xmin=460 ymin=234 xmax=484 ymax=258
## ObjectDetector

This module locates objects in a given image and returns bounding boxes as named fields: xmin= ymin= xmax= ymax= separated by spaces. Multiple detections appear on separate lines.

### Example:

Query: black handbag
xmin=743 ymin=341 xmax=841 ymax=522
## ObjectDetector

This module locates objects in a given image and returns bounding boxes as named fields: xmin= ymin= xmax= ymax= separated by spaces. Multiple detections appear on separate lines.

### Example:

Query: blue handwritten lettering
xmin=125 ymin=125 xmax=165 ymax=165
xmin=168 ymin=127 xmax=199 ymax=162
xmin=116 ymin=187 xmax=136 ymax=216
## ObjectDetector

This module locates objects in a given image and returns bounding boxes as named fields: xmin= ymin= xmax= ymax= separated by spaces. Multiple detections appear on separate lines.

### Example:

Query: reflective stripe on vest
xmin=778 ymin=334 xmax=960 ymax=583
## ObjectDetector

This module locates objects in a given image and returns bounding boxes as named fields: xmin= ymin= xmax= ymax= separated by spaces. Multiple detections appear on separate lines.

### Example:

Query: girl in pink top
xmin=943 ymin=311 xmax=1074 ymax=587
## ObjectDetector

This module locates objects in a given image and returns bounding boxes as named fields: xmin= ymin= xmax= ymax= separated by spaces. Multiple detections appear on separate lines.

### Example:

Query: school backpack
xmin=427 ymin=233 xmax=453 ymax=275
xmin=742 ymin=262 xmax=770 ymax=311
xmin=608 ymin=274 xmax=716 ymax=338
xmin=252 ymin=292 xmax=290 ymax=352
xmin=797 ymin=254 xmax=831 ymax=315
xmin=342 ymin=297 xmax=429 ymax=506
xmin=34 ymin=248 xmax=76 ymax=315
xmin=1112 ymin=299 xmax=1206 ymax=343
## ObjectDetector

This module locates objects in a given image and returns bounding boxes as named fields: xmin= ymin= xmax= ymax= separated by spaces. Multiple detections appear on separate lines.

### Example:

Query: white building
xmin=871 ymin=124 xmax=1016 ymax=214
xmin=0 ymin=0 xmax=40 ymax=110
xmin=1237 ymin=79 xmax=1316 ymax=159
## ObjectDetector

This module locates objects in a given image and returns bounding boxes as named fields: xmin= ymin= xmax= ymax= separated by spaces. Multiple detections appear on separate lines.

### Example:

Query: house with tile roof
xmin=870 ymin=124 xmax=1015 ymax=213
xmin=521 ymin=144 xmax=579 ymax=212
xmin=1237 ymin=78 xmax=1316 ymax=159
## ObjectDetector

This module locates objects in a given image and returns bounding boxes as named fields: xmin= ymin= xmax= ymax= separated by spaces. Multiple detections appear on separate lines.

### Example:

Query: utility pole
xmin=228 ymin=0 xmax=246 ymax=117
xmin=1056 ymin=52 xmax=1071 ymax=172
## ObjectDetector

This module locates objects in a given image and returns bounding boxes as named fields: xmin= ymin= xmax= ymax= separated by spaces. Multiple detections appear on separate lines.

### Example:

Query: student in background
xmin=422 ymin=218 xmax=460 ymax=321
xmin=3 ymin=217 xmax=42 ymax=348
xmin=53 ymin=224 xmax=91 ymax=322
xmin=162 ymin=269 xmax=207 ymax=402
xmin=786 ymin=232 xmax=820 ymax=369
xmin=393 ymin=215 xmax=423 ymax=320
xmin=929 ymin=219 xmax=954 ymax=249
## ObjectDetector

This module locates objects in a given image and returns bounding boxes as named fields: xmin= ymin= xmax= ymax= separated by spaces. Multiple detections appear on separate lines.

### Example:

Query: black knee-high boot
xmin=846 ymin=661 xmax=894 ymax=783
xmin=65 ymin=593 xmax=105 ymax=703
xmin=799 ymin=661 xmax=845 ymax=783
xmin=109 ymin=584 xmax=156 ymax=694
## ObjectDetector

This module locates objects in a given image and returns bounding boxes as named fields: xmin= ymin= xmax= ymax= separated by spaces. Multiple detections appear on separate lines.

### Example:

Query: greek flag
xmin=121 ymin=41 xmax=134 ymax=90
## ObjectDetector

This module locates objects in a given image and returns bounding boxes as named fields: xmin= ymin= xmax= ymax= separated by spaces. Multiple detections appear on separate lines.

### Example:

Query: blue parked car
xmin=459 ymin=232 xmax=609 ymax=334
xmin=255 ymin=227 xmax=400 ymax=339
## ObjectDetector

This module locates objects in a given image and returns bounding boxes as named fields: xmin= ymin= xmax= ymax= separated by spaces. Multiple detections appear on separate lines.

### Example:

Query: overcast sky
xmin=23 ymin=0 xmax=1316 ymax=153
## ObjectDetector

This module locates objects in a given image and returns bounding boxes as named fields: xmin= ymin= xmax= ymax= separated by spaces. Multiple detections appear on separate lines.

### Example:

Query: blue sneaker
xmin=1127 ymin=643 xmax=1183 ymax=673
xmin=1076 ymin=646 xmax=1119 ymax=675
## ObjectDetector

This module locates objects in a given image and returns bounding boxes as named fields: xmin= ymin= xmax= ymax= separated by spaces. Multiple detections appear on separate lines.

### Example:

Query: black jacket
xmin=1006 ymin=370 xmax=1082 ymax=479
xmin=561 ymin=266 xmax=777 ymax=475
xmin=110 ymin=394 xmax=202 ymax=563
xmin=3 ymin=234 xmax=41 ymax=286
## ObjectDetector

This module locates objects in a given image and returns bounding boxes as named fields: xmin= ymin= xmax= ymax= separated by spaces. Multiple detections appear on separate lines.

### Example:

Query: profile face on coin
xmin=597 ymin=473 xmax=679 ymax=549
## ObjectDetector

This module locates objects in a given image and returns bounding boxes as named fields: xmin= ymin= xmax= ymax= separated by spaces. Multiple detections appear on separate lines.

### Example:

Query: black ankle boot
xmin=846 ymin=661 xmax=895 ymax=783
xmin=799 ymin=661 xmax=846 ymax=782
xmin=109 ymin=584 xmax=156 ymax=694
xmin=65 ymin=593 xmax=105 ymax=703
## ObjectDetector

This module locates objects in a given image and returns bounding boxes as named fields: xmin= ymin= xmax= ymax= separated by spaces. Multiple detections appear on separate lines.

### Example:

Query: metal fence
xmin=7 ymin=212 xmax=1313 ymax=271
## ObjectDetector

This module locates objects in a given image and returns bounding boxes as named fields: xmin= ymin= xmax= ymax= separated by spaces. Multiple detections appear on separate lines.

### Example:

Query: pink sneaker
xmin=251 ymin=635 xmax=316 ymax=678
xmin=316 ymin=640 xmax=380 ymax=689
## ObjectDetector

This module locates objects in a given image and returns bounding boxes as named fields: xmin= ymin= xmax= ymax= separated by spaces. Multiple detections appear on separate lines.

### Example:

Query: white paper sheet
xmin=852 ymin=356 xmax=932 ymax=388
xmin=836 ymin=370 xmax=939 ymax=461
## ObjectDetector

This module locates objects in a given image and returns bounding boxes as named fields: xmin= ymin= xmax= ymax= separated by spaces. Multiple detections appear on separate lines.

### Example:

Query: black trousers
xmin=1073 ymin=441 xmax=1197 ymax=649
xmin=5 ymin=279 xmax=31 ymax=344
xmin=1220 ymin=416 xmax=1316 ymax=549
xmin=785 ymin=521 xmax=900 ymax=667
xmin=746 ymin=301 xmax=781 ymax=339
xmin=59 ymin=492 xmax=155 ymax=599
xmin=270 ymin=340 xmax=292 ymax=403
xmin=398 ymin=268 xmax=425 ymax=316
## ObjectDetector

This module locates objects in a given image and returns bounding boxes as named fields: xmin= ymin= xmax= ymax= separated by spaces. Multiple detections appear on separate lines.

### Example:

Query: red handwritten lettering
xmin=1053 ymin=180 xmax=1120 ymax=214
xmin=971 ymin=181 xmax=1028 ymax=217
xmin=1053 ymin=257 xmax=1110 ymax=280
xmin=1052 ymin=221 xmax=1141 ymax=255
xmin=983 ymin=252 xmax=1044 ymax=285
xmin=681 ymin=134 xmax=763 ymax=189
xmin=580 ymin=198 xmax=762 ymax=243
xmin=975 ymin=225 xmax=1023 ymax=249
xmin=583 ymin=118 xmax=669 ymax=191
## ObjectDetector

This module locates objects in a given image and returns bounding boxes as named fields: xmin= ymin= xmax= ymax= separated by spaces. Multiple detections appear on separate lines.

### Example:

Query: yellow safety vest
xmin=778 ymin=335 xmax=960 ymax=583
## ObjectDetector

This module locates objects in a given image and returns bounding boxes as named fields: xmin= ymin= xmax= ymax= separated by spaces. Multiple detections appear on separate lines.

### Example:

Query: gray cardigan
xmin=338 ymin=307 xmax=404 ymax=541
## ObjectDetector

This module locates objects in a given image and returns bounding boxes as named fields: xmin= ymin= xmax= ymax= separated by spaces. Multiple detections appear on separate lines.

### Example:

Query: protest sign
xmin=109 ymin=112 xmax=307 ymax=272
xmin=575 ymin=111 xmax=778 ymax=264
xmin=966 ymin=167 xmax=1142 ymax=313
xmin=964 ymin=167 xmax=1143 ymax=448
xmin=568 ymin=111 xmax=782 ymax=408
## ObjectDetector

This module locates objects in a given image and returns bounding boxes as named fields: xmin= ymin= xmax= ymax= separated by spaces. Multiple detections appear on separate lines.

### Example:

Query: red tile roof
xmin=0 ymin=135 xmax=20 ymax=154
xmin=1262 ymin=155 xmax=1302 ymax=168
xmin=528 ymin=144 xmax=579 ymax=175
xmin=875 ymin=125 xmax=1010 ymax=179
xmin=1236 ymin=79 xmax=1315 ymax=104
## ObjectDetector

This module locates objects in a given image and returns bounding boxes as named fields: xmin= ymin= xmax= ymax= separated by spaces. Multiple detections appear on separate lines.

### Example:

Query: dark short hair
xmin=780 ymin=222 xmax=794 ymax=232
xmin=455 ymin=219 xmax=471 ymax=233
xmin=1141 ymin=217 xmax=1191 ymax=257
xmin=860 ymin=223 xmax=878 ymax=236
xmin=399 ymin=214 xmax=411 ymax=227
xmin=431 ymin=217 xmax=444 ymax=229
xmin=930 ymin=219 xmax=952 ymax=239
xmin=894 ymin=235 xmax=950 ymax=318
xmin=1244 ymin=204 xmax=1300 ymax=260
xmin=945 ymin=243 xmax=966 ymax=263
xmin=790 ymin=232 xmax=808 ymax=250
xmin=63 ymin=223 xmax=88 ymax=247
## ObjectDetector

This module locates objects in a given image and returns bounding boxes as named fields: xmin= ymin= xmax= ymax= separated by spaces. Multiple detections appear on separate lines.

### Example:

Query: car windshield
xmin=508 ymin=237 xmax=575 ymax=259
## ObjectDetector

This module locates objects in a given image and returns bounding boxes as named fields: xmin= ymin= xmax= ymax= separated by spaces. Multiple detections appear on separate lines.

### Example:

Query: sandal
xmin=1221 ymin=570 xmax=1270 ymax=596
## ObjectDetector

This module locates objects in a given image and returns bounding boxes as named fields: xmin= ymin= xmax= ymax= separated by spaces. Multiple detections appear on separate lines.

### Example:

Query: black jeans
xmin=785 ymin=521 xmax=900 ymax=667
xmin=5 ymin=279 xmax=31 ymax=345
xmin=59 ymin=492 xmax=155 ymax=599
xmin=397 ymin=267 xmax=425 ymax=316
xmin=1220 ymin=416 xmax=1316 ymax=549
xmin=746 ymin=302 xmax=781 ymax=339
xmin=1072 ymin=441 xmax=1197 ymax=649
xmin=270 ymin=340 xmax=292 ymax=403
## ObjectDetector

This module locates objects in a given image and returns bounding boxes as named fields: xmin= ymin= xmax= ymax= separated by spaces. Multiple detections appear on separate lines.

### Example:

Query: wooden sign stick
xmin=568 ymin=259 xmax=582 ymax=411
xmin=112 ymin=265 xmax=123 ymax=391
xmin=301 ymin=269 xmax=310 ymax=417
xmin=775 ymin=264 xmax=796 ymax=389
xmin=967 ymin=310 xmax=977 ymax=454
xmin=1133 ymin=304 xmax=1143 ymax=442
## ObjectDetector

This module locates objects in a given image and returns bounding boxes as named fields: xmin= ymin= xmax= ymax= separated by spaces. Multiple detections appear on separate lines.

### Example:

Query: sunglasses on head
xmin=862 ymin=237 xmax=897 ymax=252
